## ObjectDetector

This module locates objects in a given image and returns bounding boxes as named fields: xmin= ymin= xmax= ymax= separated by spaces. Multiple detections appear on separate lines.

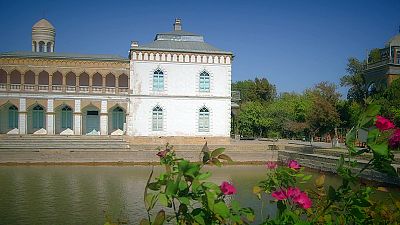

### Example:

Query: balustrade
xmin=1 ymin=83 xmax=128 ymax=95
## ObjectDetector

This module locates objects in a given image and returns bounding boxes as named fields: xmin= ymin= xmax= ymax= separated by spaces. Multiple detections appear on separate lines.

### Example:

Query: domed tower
xmin=32 ymin=18 xmax=55 ymax=53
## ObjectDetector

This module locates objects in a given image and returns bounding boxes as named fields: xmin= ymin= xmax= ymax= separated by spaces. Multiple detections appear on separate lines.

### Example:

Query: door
xmin=86 ymin=110 xmax=99 ymax=134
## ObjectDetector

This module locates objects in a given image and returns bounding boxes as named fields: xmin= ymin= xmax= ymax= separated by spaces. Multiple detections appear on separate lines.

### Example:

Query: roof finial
xmin=173 ymin=18 xmax=182 ymax=31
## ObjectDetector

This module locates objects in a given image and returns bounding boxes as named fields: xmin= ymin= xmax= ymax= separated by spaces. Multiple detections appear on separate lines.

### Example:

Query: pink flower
xmin=389 ymin=129 xmax=400 ymax=149
xmin=288 ymin=160 xmax=301 ymax=170
xmin=292 ymin=192 xmax=312 ymax=209
xmin=375 ymin=116 xmax=396 ymax=132
xmin=266 ymin=161 xmax=278 ymax=169
xmin=287 ymin=187 xmax=301 ymax=198
xmin=156 ymin=150 xmax=167 ymax=158
xmin=220 ymin=181 xmax=237 ymax=195
xmin=271 ymin=189 xmax=287 ymax=200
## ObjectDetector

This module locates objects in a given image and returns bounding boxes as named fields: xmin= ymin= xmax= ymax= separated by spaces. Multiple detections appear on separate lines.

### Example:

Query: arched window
xmin=106 ymin=73 xmax=115 ymax=87
xmin=33 ymin=41 xmax=37 ymax=52
xmin=10 ymin=70 xmax=21 ymax=84
xmin=47 ymin=42 xmax=52 ymax=53
xmin=199 ymin=71 xmax=210 ymax=92
xmin=39 ymin=41 xmax=45 ymax=52
xmin=52 ymin=71 xmax=63 ymax=85
xmin=199 ymin=107 xmax=209 ymax=132
xmin=24 ymin=70 xmax=35 ymax=84
xmin=118 ymin=74 xmax=128 ymax=88
xmin=0 ymin=69 xmax=6 ymax=84
xmin=153 ymin=69 xmax=164 ymax=91
xmin=32 ymin=105 xmax=44 ymax=129
xmin=61 ymin=105 xmax=72 ymax=129
xmin=112 ymin=107 xmax=125 ymax=130
xmin=8 ymin=105 xmax=18 ymax=129
xmin=92 ymin=73 xmax=102 ymax=87
xmin=38 ymin=71 xmax=49 ymax=85
xmin=66 ymin=72 xmax=76 ymax=86
xmin=79 ymin=72 xmax=89 ymax=86
xmin=152 ymin=106 xmax=163 ymax=131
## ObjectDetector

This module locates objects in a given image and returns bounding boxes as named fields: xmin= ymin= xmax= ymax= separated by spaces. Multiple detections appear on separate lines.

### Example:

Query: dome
xmin=33 ymin=18 xmax=54 ymax=29
xmin=386 ymin=33 xmax=400 ymax=47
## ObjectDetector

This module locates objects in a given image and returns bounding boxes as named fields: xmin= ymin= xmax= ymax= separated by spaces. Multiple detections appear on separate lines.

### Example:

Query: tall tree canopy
xmin=232 ymin=78 xmax=276 ymax=103
xmin=340 ymin=58 xmax=367 ymax=106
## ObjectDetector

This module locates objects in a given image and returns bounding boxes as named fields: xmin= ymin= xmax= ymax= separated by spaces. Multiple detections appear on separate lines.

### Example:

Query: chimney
xmin=131 ymin=41 xmax=138 ymax=48
xmin=173 ymin=18 xmax=182 ymax=31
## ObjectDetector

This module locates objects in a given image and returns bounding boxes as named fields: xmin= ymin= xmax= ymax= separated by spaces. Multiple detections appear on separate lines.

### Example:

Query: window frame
xmin=152 ymin=106 xmax=163 ymax=131
xmin=198 ymin=107 xmax=210 ymax=132
xmin=199 ymin=71 xmax=210 ymax=92
xmin=153 ymin=69 xmax=165 ymax=91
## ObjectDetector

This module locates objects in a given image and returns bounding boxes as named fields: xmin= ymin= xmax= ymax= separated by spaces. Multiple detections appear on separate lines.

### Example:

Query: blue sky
xmin=0 ymin=0 xmax=399 ymax=95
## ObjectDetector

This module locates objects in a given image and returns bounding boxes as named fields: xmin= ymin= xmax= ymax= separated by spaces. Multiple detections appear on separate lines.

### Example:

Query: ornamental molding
xmin=131 ymin=51 xmax=231 ymax=65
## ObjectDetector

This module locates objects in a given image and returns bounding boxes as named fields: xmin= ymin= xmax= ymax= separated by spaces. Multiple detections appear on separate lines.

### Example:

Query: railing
xmin=0 ymin=83 xmax=128 ymax=95
xmin=24 ymin=84 xmax=35 ymax=91
xmin=119 ymin=87 xmax=129 ymax=94
xmin=66 ymin=86 xmax=76 ymax=92
xmin=52 ymin=85 xmax=62 ymax=92
xmin=10 ymin=84 xmax=21 ymax=91
xmin=105 ymin=87 xmax=116 ymax=94
xmin=80 ymin=86 xmax=89 ymax=93
xmin=92 ymin=86 xmax=103 ymax=93
xmin=38 ymin=85 xmax=49 ymax=91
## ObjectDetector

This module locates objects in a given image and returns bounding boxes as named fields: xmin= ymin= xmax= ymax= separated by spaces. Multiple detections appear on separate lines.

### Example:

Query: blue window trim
xmin=199 ymin=107 xmax=210 ymax=132
xmin=152 ymin=106 xmax=163 ymax=131
xmin=199 ymin=71 xmax=210 ymax=92
xmin=153 ymin=69 xmax=164 ymax=91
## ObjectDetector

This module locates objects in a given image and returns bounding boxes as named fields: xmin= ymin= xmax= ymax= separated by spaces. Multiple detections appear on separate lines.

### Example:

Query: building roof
xmin=131 ymin=20 xmax=232 ymax=55
xmin=33 ymin=19 xmax=54 ymax=29
xmin=0 ymin=51 xmax=129 ymax=62
xmin=386 ymin=33 xmax=400 ymax=47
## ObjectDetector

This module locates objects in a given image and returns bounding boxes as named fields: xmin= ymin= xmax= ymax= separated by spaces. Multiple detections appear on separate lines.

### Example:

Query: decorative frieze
xmin=131 ymin=51 xmax=232 ymax=65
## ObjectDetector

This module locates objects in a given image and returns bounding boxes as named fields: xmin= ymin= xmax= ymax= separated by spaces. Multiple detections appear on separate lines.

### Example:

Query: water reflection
xmin=0 ymin=165 xmax=398 ymax=224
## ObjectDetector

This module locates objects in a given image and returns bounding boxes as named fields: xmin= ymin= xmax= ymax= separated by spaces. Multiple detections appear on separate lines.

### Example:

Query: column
xmin=49 ymin=74 xmax=53 ymax=92
xmin=89 ymin=75 xmax=93 ymax=93
xmin=35 ymin=74 xmax=39 ymax=91
xmin=75 ymin=75 xmax=79 ymax=92
xmin=100 ymin=100 xmax=108 ymax=135
xmin=6 ymin=72 xmax=10 ymax=91
xmin=74 ymin=99 xmax=82 ymax=135
xmin=115 ymin=75 xmax=119 ymax=94
xmin=18 ymin=98 xmax=27 ymax=134
xmin=102 ymin=76 xmax=106 ymax=93
xmin=46 ymin=99 xmax=55 ymax=135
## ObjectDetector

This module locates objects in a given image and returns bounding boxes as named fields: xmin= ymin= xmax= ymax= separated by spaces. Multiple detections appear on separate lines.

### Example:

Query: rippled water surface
xmin=0 ymin=165 xmax=398 ymax=225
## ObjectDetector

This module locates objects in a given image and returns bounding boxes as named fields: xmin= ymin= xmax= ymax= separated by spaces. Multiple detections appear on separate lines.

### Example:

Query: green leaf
xmin=206 ymin=191 xmax=216 ymax=210
xmin=158 ymin=193 xmax=169 ymax=207
xmin=152 ymin=210 xmax=165 ymax=225
xmin=218 ymin=154 xmax=233 ymax=162
xmin=328 ymin=186 xmax=338 ymax=201
xmin=165 ymin=180 xmax=178 ymax=196
xmin=315 ymin=174 xmax=325 ymax=188
xmin=211 ymin=158 xmax=222 ymax=167
xmin=197 ymin=171 xmax=212 ymax=180
xmin=365 ymin=104 xmax=381 ymax=117
xmin=178 ymin=160 xmax=190 ymax=172
xmin=202 ymin=151 xmax=210 ymax=164
xmin=302 ymin=174 xmax=312 ymax=181
xmin=211 ymin=148 xmax=225 ymax=157
xmin=178 ymin=196 xmax=190 ymax=205
xmin=231 ymin=200 xmax=240 ymax=212
xmin=147 ymin=182 xmax=161 ymax=191
xmin=194 ymin=213 xmax=206 ymax=225
xmin=178 ymin=180 xmax=188 ymax=191
xmin=353 ymin=198 xmax=371 ymax=207
xmin=369 ymin=142 xmax=389 ymax=156
xmin=144 ymin=193 xmax=158 ymax=211
xmin=184 ymin=164 xmax=200 ymax=178
xmin=213 ymin=201 xmax=230 ymax=218
xmin=201 ymin=142 xmax=209 ymax=153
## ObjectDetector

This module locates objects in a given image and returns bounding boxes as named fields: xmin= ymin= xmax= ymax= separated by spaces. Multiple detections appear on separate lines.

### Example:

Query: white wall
xmin=128 ymin=97 xmax=231 ymax=137
xmin=128 ymin=57 xmax=232 ymax=137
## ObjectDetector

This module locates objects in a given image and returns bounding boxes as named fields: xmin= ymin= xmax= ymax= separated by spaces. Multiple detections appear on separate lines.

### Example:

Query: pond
xmin=0 ymin=165 xmax=399 ymax=224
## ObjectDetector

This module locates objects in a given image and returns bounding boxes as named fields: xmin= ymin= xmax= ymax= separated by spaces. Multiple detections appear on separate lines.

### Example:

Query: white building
xmin=0 ymin=18 xmax=234 ymax=144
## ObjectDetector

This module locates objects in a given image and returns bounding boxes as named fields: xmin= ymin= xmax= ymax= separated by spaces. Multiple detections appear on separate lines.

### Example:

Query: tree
xmin=340 ymin=58 xmax=368 ymax=106
xmin=373 ymin=78 xmax=400 ymax=126
xmin=232 ymin=77 xmax=276 ymax=103
xmin=237 ymin=102 xmax=272 ymax=137
xmin=305 ymin=82 xmax=341 ymax=137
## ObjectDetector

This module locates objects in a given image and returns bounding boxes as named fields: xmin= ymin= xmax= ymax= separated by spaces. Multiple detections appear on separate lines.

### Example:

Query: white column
xmin=100 ymin=100 xmax=108 ymax=135
xmin=74 ymin=99 xmax=82 ymax=135
xmin=18 ymin=98 xmax=27 ymax=134
xmin=46 ymin=99 xmax=55 ymax=135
